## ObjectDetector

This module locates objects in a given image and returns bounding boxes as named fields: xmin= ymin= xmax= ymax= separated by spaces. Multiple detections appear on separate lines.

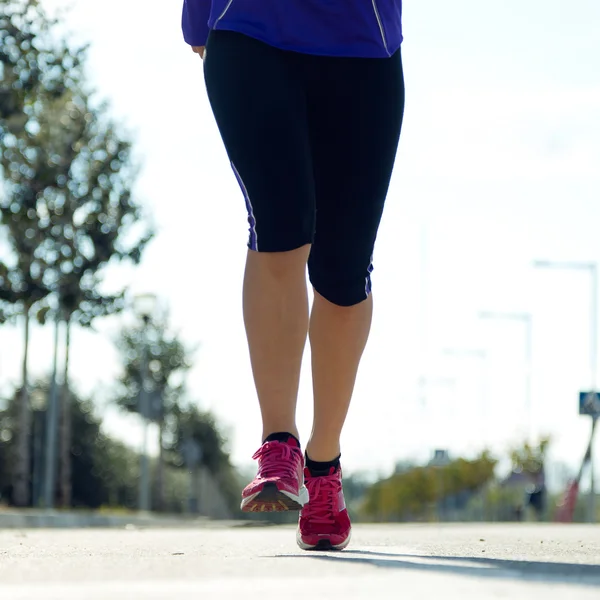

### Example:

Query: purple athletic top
xmin=182 ymin=0 xmax=402 ymax=58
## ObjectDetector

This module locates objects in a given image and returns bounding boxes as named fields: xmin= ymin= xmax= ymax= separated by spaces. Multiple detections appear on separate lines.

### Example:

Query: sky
xmin=1 ymin=0 xmax=600 ymax=488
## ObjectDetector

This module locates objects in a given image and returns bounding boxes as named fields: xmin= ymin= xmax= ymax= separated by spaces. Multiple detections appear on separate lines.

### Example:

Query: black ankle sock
xmin=306 ymin=454 xmax=341 ymax=476
xmin=264 ymin=432 xmax=301 ymax=447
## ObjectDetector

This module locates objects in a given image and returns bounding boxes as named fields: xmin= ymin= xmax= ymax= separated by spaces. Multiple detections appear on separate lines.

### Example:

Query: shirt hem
xmin=211 ymin=22 xmax=403 ymax=58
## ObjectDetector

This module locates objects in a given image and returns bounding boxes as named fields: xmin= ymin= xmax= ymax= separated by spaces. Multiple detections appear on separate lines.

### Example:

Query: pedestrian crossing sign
xmin=579 ymin=391 xmax=600 ymax=418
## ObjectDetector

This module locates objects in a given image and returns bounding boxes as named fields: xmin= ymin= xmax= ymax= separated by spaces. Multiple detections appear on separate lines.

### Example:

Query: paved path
xmin=1 ymin=523 xmax=599 ymax=599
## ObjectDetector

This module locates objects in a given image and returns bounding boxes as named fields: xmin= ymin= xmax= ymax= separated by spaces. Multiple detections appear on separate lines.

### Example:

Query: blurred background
xmin=0 ymin=0 xmax=599 ymax=525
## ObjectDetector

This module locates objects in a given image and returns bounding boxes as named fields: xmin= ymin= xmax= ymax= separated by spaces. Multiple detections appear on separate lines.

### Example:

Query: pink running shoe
xmin=241 ymin=438 xmax=309 ymax=512
xmin=297 ymin=466 xmax=352 ymax=551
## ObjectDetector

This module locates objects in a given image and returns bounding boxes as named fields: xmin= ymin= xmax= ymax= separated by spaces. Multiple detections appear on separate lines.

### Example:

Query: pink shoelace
xmin=253 ymin=441 xmax=301 ymax=480
xmin=303 ymin=472 xmax=341 ymax=525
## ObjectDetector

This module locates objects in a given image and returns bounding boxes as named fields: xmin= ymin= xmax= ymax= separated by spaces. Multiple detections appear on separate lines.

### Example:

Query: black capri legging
xmin=203 ymin=30 xmax=405 ymax=306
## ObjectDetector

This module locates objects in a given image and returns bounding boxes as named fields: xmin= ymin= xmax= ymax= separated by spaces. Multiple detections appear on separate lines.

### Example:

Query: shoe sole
xmin=296 ymin=529 xmax=351 ymax=552
xmin=241 ymin=483 xmax=309 ymax=513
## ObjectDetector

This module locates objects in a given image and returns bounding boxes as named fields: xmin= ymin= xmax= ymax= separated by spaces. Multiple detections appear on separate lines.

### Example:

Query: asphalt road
xmin=1 ymin=523 xmax=600 ymax=599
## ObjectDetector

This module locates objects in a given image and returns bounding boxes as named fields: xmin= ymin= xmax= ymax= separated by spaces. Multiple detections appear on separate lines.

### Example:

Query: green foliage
xmin=0 ymin=0 xmax=77 ymax=134
xmin=466 ymin=482 xmax=528 ymax=522
xmin=69 ymin=397 xmax=138 ymax=509
xmin=169 ymin=403 xmax=240 ymax=514
xmin=114 ymin=315 xmax=192 ymax=421
xmin=0 ymin=1 xmax=235 ymax=516
xmin=171 ymin=404 xmax=228 ymax=471
xmin=362 ymin=452 xmax=498 ymax=522
xmin=1 ymin=0 xmax=153 ymax=508
xmin=0 ymin=381 xmax=139 ymax=508
xmin=0 ymin=396 xmax=18 ymax=503
xmin=0 ymin=378 xmax=238 ymax=512
xmin=113 ymin=313 xmax=240 ymax=513
xmin=1 ymin=0 xmax=152 ymax=325
xmin=43 ymin=88 xmax=153 ymax=328
xmin=509 ymin=437 xmax=550 ymax=476
xmin=0 ymin=0 xmax=85 ymax=317
xmin=0 ymin=75 xmax=153 ymax=326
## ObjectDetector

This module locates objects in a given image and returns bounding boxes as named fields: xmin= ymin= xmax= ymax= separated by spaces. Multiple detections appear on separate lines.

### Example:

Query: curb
xmin=0 ymin=511 xmax=211 ymax=529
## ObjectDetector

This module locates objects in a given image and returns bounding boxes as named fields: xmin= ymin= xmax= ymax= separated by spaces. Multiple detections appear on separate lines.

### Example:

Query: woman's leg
xmin=204 ymin=31 xmax=315 ymax=511
xmin=297 ymin=50 xmax=405 ymax=550
xmin=305 ymin=51 xmax=405 ymax=465
xmin=305 ymin=293 xmax=373 ymax=461
xmin=243 ymin=245 xmax=310 ymax=443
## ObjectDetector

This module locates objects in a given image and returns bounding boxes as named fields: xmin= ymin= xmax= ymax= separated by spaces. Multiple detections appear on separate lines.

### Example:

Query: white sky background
xmin=1 ymin=0 xmax=600 ymax=488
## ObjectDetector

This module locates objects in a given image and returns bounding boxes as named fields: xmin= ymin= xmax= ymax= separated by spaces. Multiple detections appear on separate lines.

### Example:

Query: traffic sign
xmin=135 ymin=390 xmax=164 ymax=421
xmin=579 ymin=391 xmax=600 ymax=418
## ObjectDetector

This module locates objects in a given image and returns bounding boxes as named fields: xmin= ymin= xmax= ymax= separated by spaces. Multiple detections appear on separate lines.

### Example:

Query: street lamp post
xmin=133 ymin=293 xmax=157 ymax=513
xmin=478 ymin=312 xmax=533 ymax=440
xmin=533 ymin=260 xmax=598 ymax=523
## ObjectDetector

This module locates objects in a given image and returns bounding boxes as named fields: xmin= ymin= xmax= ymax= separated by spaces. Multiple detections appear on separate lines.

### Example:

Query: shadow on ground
xmin=275 ymin=549 xmax=600 ymax=587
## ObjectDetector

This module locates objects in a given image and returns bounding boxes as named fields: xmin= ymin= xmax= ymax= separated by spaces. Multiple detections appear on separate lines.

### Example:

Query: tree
xmin=1 ymin=1 xmax=153 ymax=507
xmin=0 ymin=379 xmax=140 ymax=509
xmin=169 ymin=402 xmax=240 ymax=516
xmin=0 ymin=1 xmax=72 ymax=132
xmin=509 ymin=437 xmax=550 ymax=476
xmin=362 ymin=452 xmax=497 ymax=522
xmin=69 ymin=395 xmax=139 ymax=509
xmin=114 ymin=312 xmax=192 ymax=510
xmin=0 ymin=0 xmax=84 ymax=504
xmin=0 ymin=0 xmax=88 ymax=507
xmin=47 ymin=89 xmax=153 ymax=507
xmin=508 ymin=437 xmax=550 ymax=520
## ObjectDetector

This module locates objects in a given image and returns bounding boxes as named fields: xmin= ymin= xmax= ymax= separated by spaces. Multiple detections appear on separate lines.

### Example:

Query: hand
xmin=192 ymin=46 xmax=206 ymax=59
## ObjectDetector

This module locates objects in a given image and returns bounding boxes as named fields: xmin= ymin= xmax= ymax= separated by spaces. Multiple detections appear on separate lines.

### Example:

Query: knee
xmin=247 ymin=244 xmax=311 ymax=281
xmin=308 ymin=257 xmax=373 ymax=307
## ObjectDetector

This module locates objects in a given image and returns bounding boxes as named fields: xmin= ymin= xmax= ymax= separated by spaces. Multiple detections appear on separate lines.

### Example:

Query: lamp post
xmin=133 ymin=293 xmax=157 ymax=512
xmin=533 ymin=260 xmax=598 ymax=523
xmin=478 ymin=312 xmax=533 ymax=440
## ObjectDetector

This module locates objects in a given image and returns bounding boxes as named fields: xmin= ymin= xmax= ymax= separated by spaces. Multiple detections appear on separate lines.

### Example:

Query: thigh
xmin=306 ymin=51 xmax=405 ymax=304
xmin=204 ymin=30 xmax=315 ymax=252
